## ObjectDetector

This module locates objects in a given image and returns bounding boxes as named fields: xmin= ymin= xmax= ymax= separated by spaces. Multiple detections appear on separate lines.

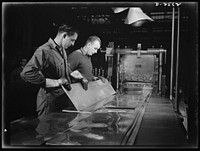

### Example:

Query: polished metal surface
xmin=10 ymin=91 xmax=151 ymax=146
xmin=9 ymin=80 xmax=153 ymax=146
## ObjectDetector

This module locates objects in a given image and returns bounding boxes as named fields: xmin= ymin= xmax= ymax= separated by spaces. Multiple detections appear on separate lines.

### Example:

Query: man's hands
xmin=57 ymin=78 xmax=69 ymax=86
xmin=45 ymin=75 xmax=106 ymax=92
xmin=93 ymin=76 xmax=106 ymax=83
xmin=70 ymin=70 xmax=89 ymax=91
xmin=46 ymin=78 xmax=71 ymax=91
xmin=98 ymin=76 xmax=106 ymax=83
xmin=80 ymin=78 xmax=89 ymax=90
xmin=59 ymin=78 xmax=72 ymax=91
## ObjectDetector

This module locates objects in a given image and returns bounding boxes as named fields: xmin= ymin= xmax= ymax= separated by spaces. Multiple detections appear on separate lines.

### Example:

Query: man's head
xmin=56 ymin=24 xmax=79 ymax=50
xmin=84 ymin=36 xmax=101 ymax=56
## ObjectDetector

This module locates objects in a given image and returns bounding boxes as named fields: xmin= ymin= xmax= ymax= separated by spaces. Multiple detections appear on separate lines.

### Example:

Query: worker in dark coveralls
xmin=9 ymin=58 xmax=29 ymax=119
xmin=10 ymin=58 xmax=27 ymax=89
xmin=68 ymin=36 xmax=106 ymax=90
xmin=21 ymin=23 xmax=83 ymax=119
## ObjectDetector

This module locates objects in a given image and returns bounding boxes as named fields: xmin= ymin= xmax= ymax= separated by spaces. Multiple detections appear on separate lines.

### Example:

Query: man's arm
xmin=46 ymin=78 xmax=69 ymax=87
xmin=20 ymin=49 xmax=46 ymax=87
xmin=21 ymin=49 xmax=69 ymax=88
xmin=68 ymin=51 xmax=80 ymax=72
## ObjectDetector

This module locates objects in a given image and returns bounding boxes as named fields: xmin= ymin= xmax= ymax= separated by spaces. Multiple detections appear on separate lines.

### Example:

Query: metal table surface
xmin=9 ymin=90 xmax=151 ymax=147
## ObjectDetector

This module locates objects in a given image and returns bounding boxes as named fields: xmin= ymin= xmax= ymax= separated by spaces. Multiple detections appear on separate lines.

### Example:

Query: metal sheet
xmin=63 ymin=79 xmax=116 ymax=111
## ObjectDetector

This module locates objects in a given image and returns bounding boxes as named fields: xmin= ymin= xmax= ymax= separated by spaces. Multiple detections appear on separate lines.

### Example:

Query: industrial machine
xmin=106 ymin=44 xmax=166 ymax=96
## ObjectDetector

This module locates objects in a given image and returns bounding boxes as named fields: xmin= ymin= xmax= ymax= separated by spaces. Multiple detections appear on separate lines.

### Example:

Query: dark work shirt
xmin=68 ymin=49 xmax=94 ymax=81
xmin=21 ymin=38 xmax=70 ymax=86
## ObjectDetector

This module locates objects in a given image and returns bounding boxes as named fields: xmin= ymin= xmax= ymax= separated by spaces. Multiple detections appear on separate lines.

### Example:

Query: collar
xmin=48 ymin=38 xmax=57 ymax=48
xmin=48 ymin=38 xmax=63 ymax=54
xmin=80 ymin=47 xmax=87 ymax=56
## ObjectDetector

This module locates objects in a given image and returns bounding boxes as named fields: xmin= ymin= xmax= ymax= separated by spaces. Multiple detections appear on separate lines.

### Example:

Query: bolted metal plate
xmin=62 ymin=79 xmax=116 ymax=112
xmin=121 ymin=55 xmax=155 ymax=82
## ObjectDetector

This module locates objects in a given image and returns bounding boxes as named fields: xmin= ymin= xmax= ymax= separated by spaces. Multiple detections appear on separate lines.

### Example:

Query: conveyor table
xmin=10 ymin=93 xmax=150 ymax=146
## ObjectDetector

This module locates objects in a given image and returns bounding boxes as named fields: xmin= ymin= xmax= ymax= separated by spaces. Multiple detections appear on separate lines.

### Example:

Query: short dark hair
xmin=86 ymin=36 xmax=101 ymax=46
xmin=58 ymin=23 xmax=79 ymax=36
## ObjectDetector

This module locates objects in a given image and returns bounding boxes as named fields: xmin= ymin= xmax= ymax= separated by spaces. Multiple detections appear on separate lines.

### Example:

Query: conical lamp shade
xmin=125 ymin=7 xmax=154 ymax=26
xmin=112 ymin=7 xmax=129 ymax=13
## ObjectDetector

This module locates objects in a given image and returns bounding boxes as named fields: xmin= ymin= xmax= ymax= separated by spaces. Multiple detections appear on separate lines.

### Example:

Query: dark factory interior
xmin=2 ymin=2 xmax=198 ymax=149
